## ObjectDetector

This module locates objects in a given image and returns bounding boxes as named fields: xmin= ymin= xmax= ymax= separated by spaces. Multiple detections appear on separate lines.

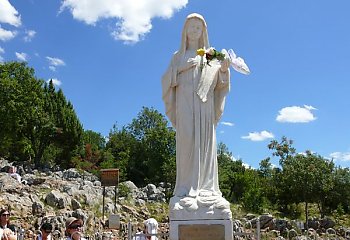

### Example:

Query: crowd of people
xmin=0 ymin=209 xmax=88 ymax=240
xmin=0 ymin=207 xmax=161 ymax=240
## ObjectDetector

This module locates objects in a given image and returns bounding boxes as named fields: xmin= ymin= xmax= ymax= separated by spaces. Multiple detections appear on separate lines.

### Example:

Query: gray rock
xmin=259 ymin=214 xmax=273 ymax=229
xmin=0 ymin=158 xmax=10 ymax=167
xmin=71 ymin=198 xmax=82 ymax=210
xmin=83 ymin=192 xmax=101 ymax=206
xmin=62 ymin=184 xmax=79 ymax=196
xmin=32 ymin=201 xmax=44 ymax=216
xmin=145 ymin=184 xmax=157 ymax=196
xmin=320 ymin=218 xmax=335 ymax=229
xmin=83 ymin=180 xmax=94 ymax=187
xmin=245 ymin=213 xmax=256 ymax=220
xmin=45 ymin=190 xmax=70 ymax=209
xmin=122 ymin=181 xmax=138 ymax=191
xmin=94 ymin=181 xmax=101 ymax=186
xmin=63 ymin=168 xmax=81 ymax=179
xmin=0 ymin=173 xmax=23 ymax=191
xmin=23 ymin=174 xmax=46 ymax=185
xmin=307 ymin=219 xmax=320 ymax=230
xmin=135 ymin=199 xmax=146 ymax=206
xmin=273 ymin=219 xmax=289 ymax=232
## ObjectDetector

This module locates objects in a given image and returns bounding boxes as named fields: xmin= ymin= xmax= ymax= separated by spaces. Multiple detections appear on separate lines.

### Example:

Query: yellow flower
xmin=196 ymin=48 xmax=206 ymax=57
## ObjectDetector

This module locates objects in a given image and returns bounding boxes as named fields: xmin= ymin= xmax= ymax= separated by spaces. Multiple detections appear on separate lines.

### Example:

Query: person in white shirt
xmin=0 ymin=209 xmax=16 ymax=240
xmin=133 ymin=218 xmax=158 ymax=240
xmin=8 ymin=166 xmax=26 ymax=184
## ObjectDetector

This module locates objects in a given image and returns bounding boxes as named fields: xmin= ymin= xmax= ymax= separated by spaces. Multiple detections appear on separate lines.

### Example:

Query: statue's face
xmin=186 ymin=18 xmax=203 ymax=41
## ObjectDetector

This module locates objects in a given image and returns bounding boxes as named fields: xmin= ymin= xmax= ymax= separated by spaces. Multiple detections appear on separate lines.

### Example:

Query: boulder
xmin=32 ymin=201 xmax=45 ymax=216
xmin=71 ymin=199 xmax=82 ymax=210
xmin=45 ymin=190 xmax=70 ymax=209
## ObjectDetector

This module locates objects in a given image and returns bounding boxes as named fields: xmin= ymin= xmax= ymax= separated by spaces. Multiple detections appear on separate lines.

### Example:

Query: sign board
xmin=108 ymin=214 xmax=120 ymax=229
xmin=179 ymin=224 xmax=225 ymax=240
xmin=100 ymin=168 xmax=119 ymax=186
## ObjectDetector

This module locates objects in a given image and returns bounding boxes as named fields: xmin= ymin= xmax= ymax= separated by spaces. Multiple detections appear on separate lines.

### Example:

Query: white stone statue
xmin=162 ymin=13 xmax=232 ymax=220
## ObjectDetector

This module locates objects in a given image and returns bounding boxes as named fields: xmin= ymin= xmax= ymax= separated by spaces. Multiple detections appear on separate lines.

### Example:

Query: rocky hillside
xmin=1 ymin=159 xmax=350 ymax=239
xmin=0 ymin=159 xmax=169 ymax=238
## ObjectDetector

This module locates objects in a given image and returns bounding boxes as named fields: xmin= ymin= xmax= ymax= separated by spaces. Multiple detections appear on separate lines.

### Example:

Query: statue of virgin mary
xmin=162 ymin=13 xmax=232 ymax=220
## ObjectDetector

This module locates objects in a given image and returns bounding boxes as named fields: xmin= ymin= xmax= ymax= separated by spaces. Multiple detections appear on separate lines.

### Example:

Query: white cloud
xmin=46 ymin=56 xmax=66 ymax=71
xmin=221 ymin=121 xmax=234 ymax=127
xmin=15 ymin=52 xmax=27 ymax=61
xmin=242 ymin=130 xmax=274 ymax=142
xmin=229 ymin=154 xmax=253 ymax=169
xmin=242 ymin=162 xmax=252 ymax=169
xmin=47 ymin=78 xmax=62 ymax=87
xmin=24 ymin=30 xmax=36 ymax=42
xmin=230 ymin=155 xmax=238 ymax=162
xmin=276 ymin=105 xmax=317 ymax=123
xmin=271 ymin=163 xmax=278 ymax=169
xmin=329 ymin=152 xmax=350 ymax=162
xmin=232 ymin=157 xmax=252 ymax=169
xmin=0 ymin=0 xmax=21 ymax=27
xmin=59 ymin=0 xmax=188 ymax=43
xmin=46 ymin=56 xmax=66 ymax=66
xmin=0 ymin=26 xmax=16 ymax=41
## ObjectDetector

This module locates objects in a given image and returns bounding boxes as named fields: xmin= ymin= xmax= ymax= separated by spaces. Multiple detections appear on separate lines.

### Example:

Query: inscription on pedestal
xmin=179 ymin=224 xmax=225 ymax=240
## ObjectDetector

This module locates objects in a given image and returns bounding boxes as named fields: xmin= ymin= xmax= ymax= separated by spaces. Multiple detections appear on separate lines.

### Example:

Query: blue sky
xmin=1 ymin=0 xmax=350 ymax=169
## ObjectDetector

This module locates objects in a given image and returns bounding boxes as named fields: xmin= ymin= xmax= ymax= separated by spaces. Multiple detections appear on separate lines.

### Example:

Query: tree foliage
xmin=105 ymin=107 xmax=176 ymax=187
xmin=264 ymin=137 xmax=350 ymax=224
xmin=0 ymin=62 xmax=83 ymax=167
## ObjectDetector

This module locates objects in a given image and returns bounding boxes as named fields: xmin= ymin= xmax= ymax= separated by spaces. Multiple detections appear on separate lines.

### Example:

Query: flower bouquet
xmin=196 ymin=47 xmax=250 ymax=75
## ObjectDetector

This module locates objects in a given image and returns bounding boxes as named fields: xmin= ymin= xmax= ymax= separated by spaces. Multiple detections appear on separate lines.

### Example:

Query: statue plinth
xmin=169 ymin=195 xmax=233 ymax=240
xmin=169 ymin=195 xmax=232 ymax=220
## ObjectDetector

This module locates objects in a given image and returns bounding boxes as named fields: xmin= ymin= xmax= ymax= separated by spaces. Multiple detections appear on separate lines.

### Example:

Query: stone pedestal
xmin=170 ymin=219 xmax=233 ymax=240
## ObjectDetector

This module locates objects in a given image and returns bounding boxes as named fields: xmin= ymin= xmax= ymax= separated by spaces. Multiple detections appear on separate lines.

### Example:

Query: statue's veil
xmin=179 ymin=13 xmax=210 ymax=55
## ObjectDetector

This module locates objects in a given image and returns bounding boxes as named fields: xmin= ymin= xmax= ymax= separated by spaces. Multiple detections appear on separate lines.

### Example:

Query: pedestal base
xmin=169 ymin=196 xmax=232 ymax=220
xmin=170 ymin=219 xmax=233 ymax=240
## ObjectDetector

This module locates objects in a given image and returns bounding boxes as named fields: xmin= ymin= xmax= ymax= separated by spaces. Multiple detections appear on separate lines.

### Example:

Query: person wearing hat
xmin=65 ymin=217 xmax=85 ymax=240
xmin=36 ymin=222 xmax=53 ymax=240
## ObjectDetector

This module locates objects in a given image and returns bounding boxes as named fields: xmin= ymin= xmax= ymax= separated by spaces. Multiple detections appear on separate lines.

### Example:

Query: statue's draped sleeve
xmin=214 ymin=69 xmax=230 ymax=124
xmin=161 ymin=52 xmax=179 ymax=128
xmin=196 ymin=63 xmax=230 ymax=125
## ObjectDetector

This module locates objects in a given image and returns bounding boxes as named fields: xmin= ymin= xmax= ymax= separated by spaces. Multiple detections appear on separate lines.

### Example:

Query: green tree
xmin=0 ymin=62 xmax=52 ymax=164
xmin=53 ymin=89 xmax=83 ymax=167
xmin=268 ymin=137 xmax=339 ymax=227
xmin=126 ymin=107 xmax=175 ymax=186
xmin=217 ymin=142 xmax=236 ymax=199
xmin=326 ymin=167 xmax=350 ymax=214
xmin=268 ymin=136 xmax=296 ymax=165
xmin=216 ymin=143 xmax=265 ymax=210
xmin=72 ymin=130 xmax=107 ymax=173
xmin=105 ymin=125 xmax=135 ymax=181
xmin=0 ymin=62 xmax=83 ymax=167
